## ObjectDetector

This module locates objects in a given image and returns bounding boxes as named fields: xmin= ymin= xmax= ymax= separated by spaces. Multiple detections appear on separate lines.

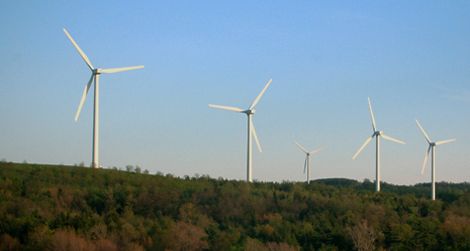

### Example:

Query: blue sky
xmin=1 ymin=1 xmax=469 ymax=184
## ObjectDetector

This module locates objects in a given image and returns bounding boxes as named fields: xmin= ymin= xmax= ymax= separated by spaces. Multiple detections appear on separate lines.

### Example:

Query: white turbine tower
xmin=352 ymin=97 xmax=406 ymax=192
xmin=415 ymin=120 xmax=456 ymax=201
xmin=209 ymin=79 xmax=272 ymax=182
xmin=294 ymin=141 xmax=322 ymax=184
xmin=63 ymin=28 xmax=144 ymax=168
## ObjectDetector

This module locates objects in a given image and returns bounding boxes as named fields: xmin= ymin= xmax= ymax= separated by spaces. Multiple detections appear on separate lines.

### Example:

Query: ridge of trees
xmin=1 ymin=162 xmax=470 ymax=250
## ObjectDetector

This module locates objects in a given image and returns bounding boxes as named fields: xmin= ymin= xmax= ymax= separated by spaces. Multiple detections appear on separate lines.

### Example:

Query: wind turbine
xmin=352 ymin=97 xmax=406 ymax=192
xmin=294 ymin=141 xmax=322 ymax=184
xmin=63 ymin=28 xmax=144 ymax=168
xmin=415 ymin=119 xmax=456 ymax=200
xmin=209 ymin=79 xmax=272 ymax=182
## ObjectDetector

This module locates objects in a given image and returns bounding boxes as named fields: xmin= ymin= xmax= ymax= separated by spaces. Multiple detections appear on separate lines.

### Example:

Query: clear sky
xmin=1 ymin=1 xmax=469 ymax=184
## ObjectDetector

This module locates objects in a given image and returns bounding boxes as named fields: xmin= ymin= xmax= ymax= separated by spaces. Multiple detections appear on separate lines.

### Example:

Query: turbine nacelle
xmin=243 ymin=109 xmax=255 ymax=115
xmin=374 ymin=131 xmax=383 ymax=137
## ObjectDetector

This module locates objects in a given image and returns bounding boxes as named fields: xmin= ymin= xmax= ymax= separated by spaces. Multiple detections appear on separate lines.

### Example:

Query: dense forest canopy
xmin=1 ymin=162 xmax=470 ymax=250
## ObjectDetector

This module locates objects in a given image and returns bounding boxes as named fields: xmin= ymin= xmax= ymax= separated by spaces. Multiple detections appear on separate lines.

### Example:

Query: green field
xmin=1 ymin=162 xmax=470 ymax=250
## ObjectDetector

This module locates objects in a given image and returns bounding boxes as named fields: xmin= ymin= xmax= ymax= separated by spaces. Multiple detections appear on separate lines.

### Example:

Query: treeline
xmin=0 ymin=162 xmax=470 ymax=250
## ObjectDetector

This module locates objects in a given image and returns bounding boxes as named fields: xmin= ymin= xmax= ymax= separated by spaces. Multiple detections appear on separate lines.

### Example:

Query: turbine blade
xmin=436 ymin=138 xmax=456 ymax=146
xmin=75 ymin=74 xmax=94 ymax=121
xmin=63 ymin=28 xmax=94 ymax=70
xmin=368 ymin=97 xmax=377 ymax=132
xmin=309 ymin=147 xmax=323 ymax=155
xmin=415 ymin=120 xmax=432 ymax=143
xmin=251 ymin=120 xmax=262 ymax=152
xmin=303 ymin=157 xmax=307 ymax=174
xmin=381 ymin=134 xmax=406 ymax=144
xmin=352 ymin=136 xmax=373 ymax=160
xmin=208 ymin=104 xmax=244 ymax=113
xmin=294 ymin=141 xmax=309 ymax=153
xmin=99 ymin=65 xmax=144 ymax=74
xmin=249 ymin=79 xmax=272 ymax=110
xmin=421 ymin=146 xmax=431 ymax=174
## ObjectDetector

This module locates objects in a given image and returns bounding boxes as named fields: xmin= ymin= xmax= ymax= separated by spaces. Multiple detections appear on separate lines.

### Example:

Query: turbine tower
xmin=295 ymin=141 xmax=322 ymax=184
xmin=63 ymin=28 xmax=144 ymax=168
xmin=209 ymin=79 xmax=272 ymax=182
xmin=352 ymin=97 xmax=406 ymax=192
xmin=416 ymin=120 xmax=456 ymax=200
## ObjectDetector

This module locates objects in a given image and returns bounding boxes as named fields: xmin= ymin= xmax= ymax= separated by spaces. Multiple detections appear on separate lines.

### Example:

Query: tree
xmin=348 ymin=220 xmax=376 ymax=251
xmin=0 ymin=234 xmax=20 ymax=251
xmin=125 ymin=165 xmax=134 ymax=172
xmin=51 ymin=229 xmax=94 ymax=251
xmin=162 ymin=221 xmax=208 ymax=251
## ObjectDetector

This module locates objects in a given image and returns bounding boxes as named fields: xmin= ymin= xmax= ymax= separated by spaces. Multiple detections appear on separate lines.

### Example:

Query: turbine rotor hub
xmin=244 ymin=109 xmax=255 ymax=115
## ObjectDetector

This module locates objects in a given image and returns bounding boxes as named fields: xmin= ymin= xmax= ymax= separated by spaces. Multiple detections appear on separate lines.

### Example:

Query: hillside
xmin=1 ymin=162 xmax=470 ymax=251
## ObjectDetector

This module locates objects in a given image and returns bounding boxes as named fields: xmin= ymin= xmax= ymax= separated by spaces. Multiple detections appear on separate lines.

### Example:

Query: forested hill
xmin=1 ymin=162 xmax=470 ymax=250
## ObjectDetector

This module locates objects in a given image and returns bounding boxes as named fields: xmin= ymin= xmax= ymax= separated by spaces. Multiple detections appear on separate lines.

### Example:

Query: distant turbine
xmin=352 ymin=97 xmax=405 ymax=192
xmin=416 ymin=120 xmax=456 ymax=200
xmin=63 ymin=28 xmax=144 ymax=168
xmin=209 ymin=79 xmax=273 ymax=182
xmin=294 ymin=141 xmax=322 ymax=184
